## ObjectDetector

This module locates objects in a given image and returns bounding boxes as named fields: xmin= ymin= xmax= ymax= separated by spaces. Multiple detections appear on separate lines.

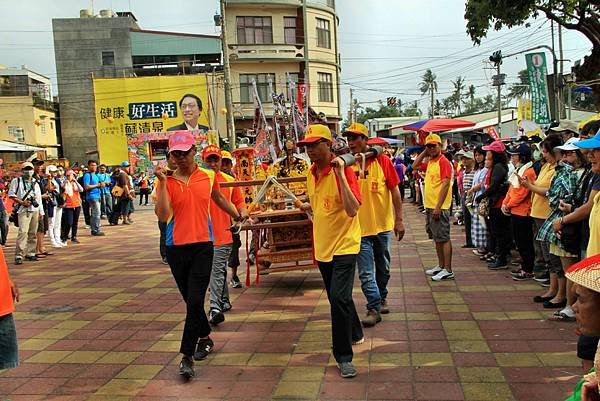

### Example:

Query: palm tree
xmin=419 ymin=69 xmax=438 ymax=118
xmin=451 ymin=76 xmax=466 ymax=115
xmin=507 ymin=69 xmax=531 ymax=101
xmin=466 ymin=84 xmax=477 ymax=111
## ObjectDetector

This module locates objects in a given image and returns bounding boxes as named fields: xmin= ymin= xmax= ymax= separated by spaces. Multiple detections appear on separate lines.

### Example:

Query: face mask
xmin=533 ymin=150 xmax=541 ymax=161
xmin=23 ymin=170 xmax=34 ymax=178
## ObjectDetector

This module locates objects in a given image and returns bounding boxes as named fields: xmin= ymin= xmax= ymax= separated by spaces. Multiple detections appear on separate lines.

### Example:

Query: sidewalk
xmin=0 ymin=203 xmax=582 ymax=401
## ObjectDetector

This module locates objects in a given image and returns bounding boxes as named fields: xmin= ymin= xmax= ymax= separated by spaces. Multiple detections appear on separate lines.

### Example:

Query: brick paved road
xmin=0 ymin=203 xmax=583 ymax=400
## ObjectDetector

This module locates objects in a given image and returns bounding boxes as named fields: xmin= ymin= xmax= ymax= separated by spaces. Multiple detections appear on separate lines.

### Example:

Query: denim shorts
xmin=0 ymin=314 xmax=19 ymax=370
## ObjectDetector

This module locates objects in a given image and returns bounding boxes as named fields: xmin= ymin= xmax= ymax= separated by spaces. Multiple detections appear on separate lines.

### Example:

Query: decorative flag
xmin=525 ymin=53 xmax=551 ymax=124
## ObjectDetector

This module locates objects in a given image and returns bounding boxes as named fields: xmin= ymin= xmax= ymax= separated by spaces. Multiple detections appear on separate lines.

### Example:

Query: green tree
xmin=355 ymin=101 xmax=402 ymax=124
xmin=507 ymin=69 xmax=531 ymax=101
xmin=464 ymin=0 xmax=600 ymax=110
xmin=419 ymin=69 xmax=438 ymax=118
xmin=465 ymin=84 xmax=477 ymax=111
xmin=451 ymin=76 xmax=467 ymax=115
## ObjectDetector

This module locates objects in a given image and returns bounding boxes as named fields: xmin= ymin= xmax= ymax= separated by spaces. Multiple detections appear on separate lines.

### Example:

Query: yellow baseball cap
xmin=343 ymin=122 xmax=369 ymax=137
xmin=425 ymin=133 xmax=442 ymax=145
xmin=221 ymin=150 xmax=233 ymax=160
xmin=297 ymin=124 xmax=333 ymax=146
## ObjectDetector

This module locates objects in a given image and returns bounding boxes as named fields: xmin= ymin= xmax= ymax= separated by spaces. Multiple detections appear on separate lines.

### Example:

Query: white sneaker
xmin=431 ymin=268 xmax=455 ymax=281
xmin=52 ymin=242 xmax=63 ymax=248
xmin=425 ymin=266 xmax=443 ymax=276
xmin=60 ymin=241 xmax=68 ymax=247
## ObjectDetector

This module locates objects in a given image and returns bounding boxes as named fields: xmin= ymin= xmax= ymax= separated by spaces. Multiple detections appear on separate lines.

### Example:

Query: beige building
xmin=0 ymin=65 xmax=60 ymax=160
xmin=225 ymin=0 xmax=341 ymax=133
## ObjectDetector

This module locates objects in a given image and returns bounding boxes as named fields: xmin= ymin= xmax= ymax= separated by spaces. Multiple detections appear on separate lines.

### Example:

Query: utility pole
xmin=489 ymin=50 xmax=504 ymax=135
xmin=558 ymin=24 xmax=565 ymax=119
xmin=219 ymin=0 xmax=236 ymax=148
xmin=348 ymin=88 xmax=354 ymax=123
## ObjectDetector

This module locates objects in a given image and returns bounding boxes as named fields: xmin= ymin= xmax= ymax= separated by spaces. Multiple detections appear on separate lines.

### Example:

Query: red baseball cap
xmin=482 ymin=140 xmax=506 ymax=153
xmin=168 ymin=131 xmax=196 ymax=152
xmin=202 ymin=144 xmax=222 ymax=159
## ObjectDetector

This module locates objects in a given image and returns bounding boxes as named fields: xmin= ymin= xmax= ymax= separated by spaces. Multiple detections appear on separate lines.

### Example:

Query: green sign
xmin=525 ymin=52 xmax=551 ymax=124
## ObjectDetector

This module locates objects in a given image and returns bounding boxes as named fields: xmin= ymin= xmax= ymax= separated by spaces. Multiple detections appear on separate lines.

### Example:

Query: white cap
xmin=555 ymin=137 xmax=581 ymax=151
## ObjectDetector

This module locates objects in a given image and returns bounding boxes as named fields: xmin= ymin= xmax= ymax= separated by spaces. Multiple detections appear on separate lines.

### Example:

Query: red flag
xmin=297 ymin=83 xmax=310 ymax=114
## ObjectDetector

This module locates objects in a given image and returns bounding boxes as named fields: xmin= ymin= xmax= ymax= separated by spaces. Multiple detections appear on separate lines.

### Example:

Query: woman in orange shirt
xmin=503 ymin=144 xmax=537 ymax=280
xmin=60 ymin=170 xmax=84 ymax=244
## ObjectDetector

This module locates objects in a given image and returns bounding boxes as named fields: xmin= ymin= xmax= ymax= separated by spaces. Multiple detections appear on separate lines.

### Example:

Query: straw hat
xmin=565 ymin=254 xmax=600 ymax=293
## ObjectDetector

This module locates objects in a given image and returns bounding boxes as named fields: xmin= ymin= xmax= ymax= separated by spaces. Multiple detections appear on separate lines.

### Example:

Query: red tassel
xmin=245 ymin=229 xmax=251 ymax=288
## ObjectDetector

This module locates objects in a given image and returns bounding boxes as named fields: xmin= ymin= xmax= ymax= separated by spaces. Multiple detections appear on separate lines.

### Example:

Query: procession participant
xmin=221 ymin=151 xmax=243 ymax=288
xmin=202 ymin=145 xmax=248 ymax=325
xmin=343 ymin=122 xmax=404 ymax=326
xmin=154 ymin=131 xmax=243 ymax=380
xmin=8 ymin=162 xmax=42 ymax=265
xmin=0 ymin=246 xmax=19 ymax=370
xmin=153 ymin=152 xmax=178 ymax=265
xmin=412 ymin=134 xmax=455 ymax=281
xmin=298 ymin=124 xmax=364 ymax=379
xmin=167 ymin=94 xmax=209 ymax=132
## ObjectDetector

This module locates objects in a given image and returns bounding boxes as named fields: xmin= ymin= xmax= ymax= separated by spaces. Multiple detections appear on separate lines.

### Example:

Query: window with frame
xmin=236 ymin=16 xmax=273 ymax=44
xmin=284 ymin=17 xmax=297 ymax=44
xmin=102 ymin=51 xmax=115 ymax=66
xmin=8 ymin=126 xmax=24 ymax=142
xmin=316 ymin=18 xmax=331 ymax=49
xmin=40 ymin=122 xmax=46 ymax=135
xmin=317 ymin=72 xmax=333 ymax=103
xmin=239 ymin=73 xmax=276 ymax=103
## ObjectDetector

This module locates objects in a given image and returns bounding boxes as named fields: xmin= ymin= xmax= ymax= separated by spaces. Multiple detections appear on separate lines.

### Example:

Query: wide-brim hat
xmin=565 ymin=254 xmax=600 ymax=293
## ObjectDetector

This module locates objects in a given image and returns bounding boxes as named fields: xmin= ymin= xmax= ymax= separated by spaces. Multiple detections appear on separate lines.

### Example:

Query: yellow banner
xmin=517 ymin=99 xmax=533 ymax=122
xmin=93 ymin=75 xmax=210 ymax=165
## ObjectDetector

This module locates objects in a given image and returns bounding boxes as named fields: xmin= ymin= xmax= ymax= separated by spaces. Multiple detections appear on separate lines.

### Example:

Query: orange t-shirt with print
xmin=164 ymin=167 xmax=219 ymax=246
xmin=212 ymin=172 xmax=246 ymax=246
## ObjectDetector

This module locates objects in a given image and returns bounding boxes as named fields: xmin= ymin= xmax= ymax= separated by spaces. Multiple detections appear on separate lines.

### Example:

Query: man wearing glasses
xmin=298 ymin=124 xmax=364 ymax=379
xmin=412 ymin=133 xmax=455 ymax=281
xmin=167 ymin=94 xmax=209 ymax=132
xmin=154 ymin=131 xmax=242 ymax=380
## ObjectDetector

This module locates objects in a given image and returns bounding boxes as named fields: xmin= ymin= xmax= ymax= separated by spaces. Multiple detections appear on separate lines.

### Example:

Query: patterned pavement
xmin=0 ymin=202 xmax=583 ymax=401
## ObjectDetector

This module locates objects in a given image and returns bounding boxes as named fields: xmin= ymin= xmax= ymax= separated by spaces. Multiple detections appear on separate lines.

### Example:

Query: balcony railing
xmin=226 ymin=0 xmax=335 ymax=10
xmin=228 ymin=43 xmax=305 ymax=61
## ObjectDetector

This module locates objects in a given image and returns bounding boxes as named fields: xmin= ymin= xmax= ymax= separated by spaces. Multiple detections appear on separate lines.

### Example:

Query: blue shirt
xmin=96 ymin=172 xmax=112 ymax=195
xmin=82 ymin=172 xmax=101 ymax=200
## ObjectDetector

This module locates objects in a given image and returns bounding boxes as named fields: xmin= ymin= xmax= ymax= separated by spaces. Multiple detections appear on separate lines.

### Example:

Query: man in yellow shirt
xmin=344 ymin=122 xmax=405 ymax=327
xmin=412 ymin=134 xmax=455 ymax=281
xmin=298 ymin=124 xmax=363 ymax=379
xmin=576 ymin=130 xmax=600 ymax=257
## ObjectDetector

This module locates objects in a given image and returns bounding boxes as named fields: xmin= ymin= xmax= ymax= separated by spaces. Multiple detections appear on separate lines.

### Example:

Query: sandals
xmin=542 ymin=299 xmax=567 ymax=309
xmin=549 ymin=310 xmax=576 ymax=322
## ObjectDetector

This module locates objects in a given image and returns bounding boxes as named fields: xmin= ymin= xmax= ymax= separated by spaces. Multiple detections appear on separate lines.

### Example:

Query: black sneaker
xmin=14 ymin=258 xmax=23 ymax=265
xmin=230 ymin=275 xmax=242 ymax=289
xmin=208 ymin=309 xmax=225 ymax=325
xmin=91 ymin=231 xmax=106 ymax=236
xmin=380 ymin=299 xmax=390 ymax=314
xmin=71 ymin=237 xmax=80 ymax=244
xmin=24 ymin=255 xmax=38 ymax=262
xmin=179 ymin=355 xmax=195 ymax=380
xmin=488 ymin=260 xmax=508 ymax=270
xmin=161 ymin=257 xmax=168 ymax=265
xmin=512 ymin=270 xmax=534 ymax=281
xmin=194 ymin=337 xmax=214 ymax=361
xmin=337 ymin=361 xmax=357 ymax=378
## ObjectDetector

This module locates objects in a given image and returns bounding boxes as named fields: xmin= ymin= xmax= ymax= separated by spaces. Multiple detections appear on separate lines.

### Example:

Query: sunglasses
xmin=171 ymin=149 xmax=193 ymax=158
xmin=426 ymin=144 xmax=438 ymax=148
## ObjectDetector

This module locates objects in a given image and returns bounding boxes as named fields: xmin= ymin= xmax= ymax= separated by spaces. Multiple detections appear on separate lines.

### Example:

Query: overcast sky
xmin=0 ymin=0 xmax=592 ymax=116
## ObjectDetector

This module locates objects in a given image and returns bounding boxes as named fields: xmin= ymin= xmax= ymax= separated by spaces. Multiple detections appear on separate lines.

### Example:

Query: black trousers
xmin=511 ymin=215 xmax=535 ymax=273
xmin=462 ymin=197 xmax=473 ymax=246
xmin=488 ymin=207 xmax=512 ymax=261
xmin=81 ymin=198 xmax=90 ymax=226
xmin=139 ymin=188 xmax=150 ymax=205
xmin=61 ymin=207 xmax=80 ymax=241
xmin=318 ymin=254 xmax=363 ymax=363
xmin=166 ymin=242 xmax=214 ymax=356
xmin=228 ymin=232 xmax=241 ymax=269
xmin=158 ymin=221 xmax=167 ymax=260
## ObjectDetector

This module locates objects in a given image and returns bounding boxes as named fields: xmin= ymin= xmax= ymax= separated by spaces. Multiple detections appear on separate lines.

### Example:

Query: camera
xmin=28 ymin=196 xmax=39 ymax=208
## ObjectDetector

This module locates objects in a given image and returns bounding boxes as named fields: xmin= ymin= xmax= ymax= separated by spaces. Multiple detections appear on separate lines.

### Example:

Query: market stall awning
xmin=401 ymin=118 xmax=475 ymax=133
xmin=368 ymin=137 xmax=404 ymax=146
xmin=0 ymin=141 xmax=44 ymax=152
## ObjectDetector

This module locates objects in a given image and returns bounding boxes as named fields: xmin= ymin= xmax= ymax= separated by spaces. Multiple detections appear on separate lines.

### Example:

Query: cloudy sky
xmin=0 ymin=0 xmax=592 ymax=116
